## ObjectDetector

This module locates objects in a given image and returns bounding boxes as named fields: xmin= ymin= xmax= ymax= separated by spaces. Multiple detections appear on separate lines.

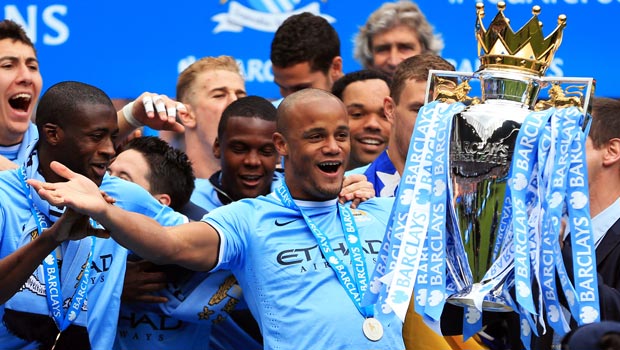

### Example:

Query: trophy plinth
xmin=447 ymin=282 xmax=512 ymax=312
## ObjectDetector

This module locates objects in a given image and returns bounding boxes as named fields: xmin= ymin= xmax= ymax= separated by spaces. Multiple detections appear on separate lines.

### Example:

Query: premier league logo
xmin=212 ymin=0 xmax=335 ymax=33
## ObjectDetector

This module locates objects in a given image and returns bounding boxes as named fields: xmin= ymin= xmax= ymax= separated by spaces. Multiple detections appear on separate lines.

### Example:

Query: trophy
xmin=427 ymin=1 xmax=596 ymax=313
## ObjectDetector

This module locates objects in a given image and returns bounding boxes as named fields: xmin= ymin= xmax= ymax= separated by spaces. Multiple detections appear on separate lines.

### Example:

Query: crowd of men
xmin=1 ymin=1 xmax=619 ymax=349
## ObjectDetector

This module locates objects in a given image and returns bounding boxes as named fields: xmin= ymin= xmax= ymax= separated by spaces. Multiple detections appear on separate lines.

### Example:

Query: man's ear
xmin=273 ymin=132 xmax=288 ymax=157
xmin=178 ymin=104 xmax=197 ymax=129
xmin=213 ymin=137 xmax=221 ymax=159
xmin=329 ymin=56 xmax=344 ymax=82
xmin=153 ymin=193 xmax=171 ymax=207
xmin=43 ymin=123 xmax=63 ymax=146
xmin=384 ymin=96 xmax=396 ymax=124
xmin=603 ymin=138 xmax=620 ymax=167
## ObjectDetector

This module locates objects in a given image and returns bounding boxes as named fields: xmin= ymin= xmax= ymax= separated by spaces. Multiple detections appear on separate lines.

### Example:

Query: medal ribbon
xmin=275 ymin=183 xmax=374 ymax=318
xmin=17 ymin=165 xmax=94 ymax=332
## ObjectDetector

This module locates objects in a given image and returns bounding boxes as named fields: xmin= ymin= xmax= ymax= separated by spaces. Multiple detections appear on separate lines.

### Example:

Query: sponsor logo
xmin=212 ymin=0 xmax=335 ymax=34
xmin=275 ymin=218 xmax=296 ymax=226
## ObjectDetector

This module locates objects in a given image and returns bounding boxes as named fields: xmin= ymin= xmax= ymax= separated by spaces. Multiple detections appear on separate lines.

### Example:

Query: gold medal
xmin=362 ymin=317 xmax=384 ymax=341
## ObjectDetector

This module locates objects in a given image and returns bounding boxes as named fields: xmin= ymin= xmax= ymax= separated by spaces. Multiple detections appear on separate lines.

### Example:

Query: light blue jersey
xmin=115 ymin=265 xmax=261 ymax=350
xmin=0 ymin=164 xmax=187 ymax=349
xmin=191 ymin=177 xmax=223 ymax=212
xmin=204 ymin=193 xmax=404 ymax=350
xmin=0 ymin=123 xmax=38 ymax=165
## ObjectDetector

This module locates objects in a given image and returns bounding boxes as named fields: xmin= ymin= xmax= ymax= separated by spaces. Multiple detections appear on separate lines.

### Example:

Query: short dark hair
xmin=331 ymin=69 xmax=392 ymax=100
xmin=218 ymin=96 xmax=277 ymax=139
xmin=122 ymin=136 xmax=195 ymax=211
xmin=0 ymin=19 xmax=36 ymax=55
xmin=36 ymin=81 xmax=113 ymax=132
xmin=270 ymin=12 xmax=340 ymax=74
xmin=589 ymin=97 xmax=620 ymax=148
xmin=390 ymin=53 xmax=455 ymax=104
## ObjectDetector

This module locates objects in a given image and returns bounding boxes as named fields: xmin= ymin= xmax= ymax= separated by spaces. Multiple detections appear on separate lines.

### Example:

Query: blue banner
xmin=5 ymin=1 xmax=618 ymax=100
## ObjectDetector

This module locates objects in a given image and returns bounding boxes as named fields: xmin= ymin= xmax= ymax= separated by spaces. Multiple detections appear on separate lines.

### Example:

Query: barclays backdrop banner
xmin=4 ymin=0 xmax=619 ymax=100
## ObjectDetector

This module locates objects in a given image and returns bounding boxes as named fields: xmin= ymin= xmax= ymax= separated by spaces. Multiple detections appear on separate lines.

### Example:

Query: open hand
xmin=27 ymin=161 xmax=111 ymax=218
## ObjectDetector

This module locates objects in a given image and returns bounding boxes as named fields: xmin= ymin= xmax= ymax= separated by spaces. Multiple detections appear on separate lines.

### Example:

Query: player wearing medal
xmin=0 ymin=81 xmax=187 ymax=349
xmin=29 ymin=89 xmax=405 ymax=349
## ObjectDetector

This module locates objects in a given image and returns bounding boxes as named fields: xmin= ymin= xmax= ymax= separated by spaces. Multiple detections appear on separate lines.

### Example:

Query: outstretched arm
xmin=28 ymin=161 xmax=220 ymax=272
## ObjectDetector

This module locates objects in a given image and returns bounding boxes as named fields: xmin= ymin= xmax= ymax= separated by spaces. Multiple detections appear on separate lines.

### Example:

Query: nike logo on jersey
xmin=275 ymin=219 xmax=296 ymax=226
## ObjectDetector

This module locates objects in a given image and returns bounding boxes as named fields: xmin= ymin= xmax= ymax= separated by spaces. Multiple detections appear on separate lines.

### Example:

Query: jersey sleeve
xmin=202 ymin=200 xmax=253 ymax=272
xmin=102 ymin=177 xmax=188 ymax=226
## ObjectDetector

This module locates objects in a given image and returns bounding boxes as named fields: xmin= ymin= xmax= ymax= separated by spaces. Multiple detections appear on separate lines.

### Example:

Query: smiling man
xmin=191 ymin=95 xmax=279 ymax=211
xmin=332 ymin=69 xmax=392 ymax=170
xmin=0 ymin=20 xmax=42 ymax=166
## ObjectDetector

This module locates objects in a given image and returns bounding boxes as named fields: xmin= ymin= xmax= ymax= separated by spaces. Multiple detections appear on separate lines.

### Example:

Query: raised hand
xmin=120 ymin=92 xmax=186 ymax=133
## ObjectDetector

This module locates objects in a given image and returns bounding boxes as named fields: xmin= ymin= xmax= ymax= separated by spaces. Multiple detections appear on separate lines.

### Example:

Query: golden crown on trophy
xmin=476 ymin=1 xmax=567 ymax=76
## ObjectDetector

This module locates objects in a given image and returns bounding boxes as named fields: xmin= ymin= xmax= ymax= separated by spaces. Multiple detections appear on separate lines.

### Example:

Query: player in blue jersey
xmin=331 ymin=69 xmax=392 ymax=171
xmin=191 ymin=95 xmax=281 ymax=212
xmin=0 ymin=19 xmax=42 ymax=169
xmin=30 ymin=88 xmax=406 ymax=349
xmin=193 ymin=94 xmax=372 ymax=212
xmin=0 ymin=81 xmax=187 ymax=350
xmin=0 ymin=19 xmax=184 ymax=171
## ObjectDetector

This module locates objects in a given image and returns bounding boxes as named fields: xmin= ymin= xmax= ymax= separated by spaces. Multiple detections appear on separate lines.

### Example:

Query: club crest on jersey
xmin=351 ymin=208 xmax=371 ymax=224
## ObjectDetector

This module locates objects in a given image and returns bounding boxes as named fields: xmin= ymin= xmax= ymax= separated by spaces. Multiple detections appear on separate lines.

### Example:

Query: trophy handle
xmin=535 ymin=77 xmax=595 ymax=132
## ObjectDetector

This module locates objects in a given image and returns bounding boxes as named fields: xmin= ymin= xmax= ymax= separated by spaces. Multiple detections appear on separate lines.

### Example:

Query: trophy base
xmin=447 ymin=283 xmax=513 ymax=312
